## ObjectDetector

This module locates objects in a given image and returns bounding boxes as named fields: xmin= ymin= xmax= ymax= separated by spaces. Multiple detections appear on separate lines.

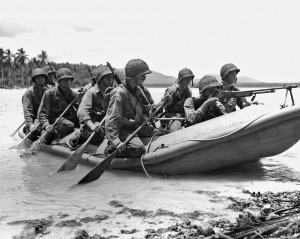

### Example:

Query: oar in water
xmin=22 ymin=94 xmax=80 ymax=156
xmin=77 ymin=100 xmax=167 ymax=185
xmin=56 ymin=117 xmax=106 ymax=172
xmin=9 ymin=121 xmax=25 ymax=137
xmin=12 ymin=123 xmax=41 ymax=150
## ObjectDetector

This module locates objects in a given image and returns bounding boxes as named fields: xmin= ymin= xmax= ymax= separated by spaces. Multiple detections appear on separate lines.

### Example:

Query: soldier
xmin=162 ymin=68 xmax=194 ymax=132
xmin=105 ymin=59 xmax=170 ymax=158
xmin=74 ymin=65 xmax=113 ymax=146
xmin=184 ymin=75 xmax=226 ymax=126
xmin=38 ymin=68 xmax=79 ymax=144
xmin=220 ymin=63 xmax=251 ymax=112
xmin=22 ymin=68 xmax=50 ymax=141
xmin=42 ymin=65 xmax=57 ymax=86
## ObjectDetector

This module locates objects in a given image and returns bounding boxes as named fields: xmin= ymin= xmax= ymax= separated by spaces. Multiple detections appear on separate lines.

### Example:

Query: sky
xmin=1 ymin=0 xmax=300 ymax=83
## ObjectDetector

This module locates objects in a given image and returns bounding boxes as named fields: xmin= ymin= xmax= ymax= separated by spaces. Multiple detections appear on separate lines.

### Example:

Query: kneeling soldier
xmin=38 ymin=68 xmax=79 ymax=144
xmin=184 ymin=75 xmax=226 ymax=126
xmin=75 ymin=65 xmax=113 ymax=146
xmin=22 ymin=68 xmax=50 ymax=141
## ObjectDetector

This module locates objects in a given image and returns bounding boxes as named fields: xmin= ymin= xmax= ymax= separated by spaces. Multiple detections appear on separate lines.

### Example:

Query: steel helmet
xmin=31 ymin=68 xmax=48 ymax=83
xmin=178 ymin=68 xmax=195 ymax=82
xmin=198 ymin=75 xmax=221 ymax=93
xmin=56 ymin=68 xmax=74 ymax=83
xmin=42 ymin=65 xmax=57 ymax=75
xmin=92 ymin=65 xmax=113 ymax=83
xmin=125 ymin=59 xmax=151 ymax=80
xmin=220 ymin=63 xmax=240 ymax=80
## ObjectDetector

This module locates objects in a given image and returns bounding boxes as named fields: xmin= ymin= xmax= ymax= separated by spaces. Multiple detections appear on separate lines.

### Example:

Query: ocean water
xmin=0 ymin=87 xmax=300 ymax=238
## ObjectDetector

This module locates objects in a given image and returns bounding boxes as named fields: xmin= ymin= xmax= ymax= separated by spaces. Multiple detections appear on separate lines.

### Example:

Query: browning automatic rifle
xmin=215 ymin=85 xmax=297 ymax=99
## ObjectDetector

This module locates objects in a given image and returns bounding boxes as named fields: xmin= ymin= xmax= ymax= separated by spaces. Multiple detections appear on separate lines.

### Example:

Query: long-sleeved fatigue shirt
xmin=164 ymin=84 xmax=192 ymax=115
xmin=77 ymin=84 xmax=106 ymax=123
xmin=220 ymin=84 xmax=247 ymax=111
xmin=105 ymin=82 xmax=152 ymax=147
xmin=184 ymin=96 xmax=226 ymax=126
xmin=38 ymin=85 xmax=78 ymax=127
xmin=22 ymin=85 xmax=50 ymax=127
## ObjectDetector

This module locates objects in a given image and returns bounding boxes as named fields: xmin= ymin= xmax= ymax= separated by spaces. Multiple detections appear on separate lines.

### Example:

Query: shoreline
xmin=4 ymin=190 xmax=300 ymax=239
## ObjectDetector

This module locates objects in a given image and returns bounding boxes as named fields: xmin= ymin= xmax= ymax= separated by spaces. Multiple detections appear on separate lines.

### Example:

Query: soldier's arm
xmin=22 ymin=90 xmax=35 ymax=127
xmin=105 ymin=90 xmax=123 ymax=147
xmin=37 ymin=90 xmax=51 ymax=128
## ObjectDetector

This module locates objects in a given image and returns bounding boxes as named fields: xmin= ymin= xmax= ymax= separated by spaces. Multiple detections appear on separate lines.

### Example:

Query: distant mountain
xmin=114 ymin=70 xmax=289 ymax=88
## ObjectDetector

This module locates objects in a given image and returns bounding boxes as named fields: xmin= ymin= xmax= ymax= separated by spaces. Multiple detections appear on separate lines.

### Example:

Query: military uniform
xmin=22 ymin=68 xmax=49 ymax=141
xmin=105 ymin=82 xmax=156 ymax=157
xmin=220 ymin=63 xmax=249 ymax=112
xmin=76 ymin=66 xmax=113 ymax=145
xmin=38 ymin=68 xmax=79 ymax=143
xmin=184 ymin=75 xmax=226 ymax=126
xmin=162 ymin=68 xmax=194 ymax=132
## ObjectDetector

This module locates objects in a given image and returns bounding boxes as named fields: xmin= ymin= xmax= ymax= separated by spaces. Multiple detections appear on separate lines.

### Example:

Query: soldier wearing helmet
xmin=38 ymin=68 xmax=80 ymax=144
xmin=162 ymin=67 xmax=194 ymax=132
xmin=42 ymin=65 xmax=57 ymax=86
xmin=220 ymin=63 xmax=251 ymax=112
xmin=105 ymin=59 xmax=168 ymax=157
xmin=184 ymin=75 xmax=226 ymax=126
xmin=71 ymin=65 xmax=114 ymax=147
xmin=22 ymin=68 xmax=50 ymax=141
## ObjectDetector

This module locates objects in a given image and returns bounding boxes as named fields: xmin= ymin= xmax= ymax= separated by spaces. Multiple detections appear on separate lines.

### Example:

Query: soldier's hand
xmin=45 ymin=125 xmax=53 ymax=132
xmin=91 ymin=124 xmax=101 ymax=133
xmin=116 ymin=142 xmax=126 ymax=152
xmin=29 ymin=124 xmax=37 ymax=132
xmin=205 ymin=97 xmax=219 ymax=106
xmin=227 ymin=98 xmax=237 ymax=107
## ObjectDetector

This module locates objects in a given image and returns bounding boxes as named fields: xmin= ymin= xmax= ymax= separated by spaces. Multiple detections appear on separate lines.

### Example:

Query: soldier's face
xmin=98 ymin=74 xmax=113 ymax=90
xmin=59 ymin=78 xmax=72 ymax=88
xmin=226 ymin=71 xmax=237 ymax=84
xmin=202 ymin=86 xmax=220 ymax=97
xmin=35 ymin=75 xmax=46 ymax=85
xmin=179 ymin=77 xmax=192 ymax=89
xmin=135 ymin=74 xmax=146 ymax=87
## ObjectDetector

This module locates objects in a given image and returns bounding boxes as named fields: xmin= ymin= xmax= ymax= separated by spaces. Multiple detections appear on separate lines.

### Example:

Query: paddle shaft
xmin=14 ymin=123 xmax=41 ymax=149
xmin=155 ymin=117 xmax=186 ymax=121
xmin=10 ymin=121 xmax=25 ymax=137
xmin=77 ymin=100 xmax=167 ymax=184
xmin=57 ymin=117 xmax=106 ymax=172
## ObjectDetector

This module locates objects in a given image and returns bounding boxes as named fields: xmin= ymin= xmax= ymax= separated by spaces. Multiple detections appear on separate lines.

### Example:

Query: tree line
xmin=0 ymin=47 xmax=97 ymax=88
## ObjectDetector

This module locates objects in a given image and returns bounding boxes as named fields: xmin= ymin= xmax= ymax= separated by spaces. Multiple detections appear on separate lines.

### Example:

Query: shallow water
xmin=0 ymin=88 xmax=300 ymax=238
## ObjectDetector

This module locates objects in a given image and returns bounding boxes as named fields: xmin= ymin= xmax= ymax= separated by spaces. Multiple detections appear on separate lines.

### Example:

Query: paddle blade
xmin=57 ymin=146 xmax=85 ymax=172
xmin=77 ymin=150 xmax=118 ymax=184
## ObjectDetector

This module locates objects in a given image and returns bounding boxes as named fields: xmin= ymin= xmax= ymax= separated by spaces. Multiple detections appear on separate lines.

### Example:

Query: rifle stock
xmin=215 ymin=85 xmax=297 ymax=99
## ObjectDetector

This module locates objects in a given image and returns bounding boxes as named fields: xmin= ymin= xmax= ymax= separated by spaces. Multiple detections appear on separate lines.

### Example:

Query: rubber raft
xmin=19 ymin=105 xmax=300 ymax=176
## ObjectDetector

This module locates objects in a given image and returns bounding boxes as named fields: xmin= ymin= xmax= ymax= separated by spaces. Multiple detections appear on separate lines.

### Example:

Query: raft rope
xmin=140 ymin=135 xmax=156 ymax=178
xmin=152 ymin=113 xmax=268 ymax=152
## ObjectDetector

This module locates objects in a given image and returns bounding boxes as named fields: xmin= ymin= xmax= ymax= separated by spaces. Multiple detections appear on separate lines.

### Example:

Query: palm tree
xmin=4 ymin=49 xmax=13 ymax=85
xmin=38 ymin=50 xmax=48 ymax=65
xmin=0 ymin=48 xmax=4 ymax=79
xmin=15 ymin=48 xmax=29 ymax=85
xmin=12 ymin=54 xmax=20 ymax=86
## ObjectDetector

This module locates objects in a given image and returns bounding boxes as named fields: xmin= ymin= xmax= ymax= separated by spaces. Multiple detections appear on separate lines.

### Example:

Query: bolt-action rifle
xmin=106 ymin=62 xmax=122 ymax=85
xmin=46 ymin=61 xmax=57 ymax=80
xmin=214 ymin=85 xmax=297 ymax=107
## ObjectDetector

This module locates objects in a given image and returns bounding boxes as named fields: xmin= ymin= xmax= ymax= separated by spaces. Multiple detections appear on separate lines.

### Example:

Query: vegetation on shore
xmin=1 ymin=47 xmax=299 ymax=89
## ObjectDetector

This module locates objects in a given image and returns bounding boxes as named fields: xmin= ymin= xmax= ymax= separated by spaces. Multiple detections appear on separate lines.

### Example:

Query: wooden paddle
xmin=13 ymin=123 xmax=41 ymax=150
xmin=10 ymin=121 xmax=25 ymax=137
xmin=56 ymin=117 xmax=106 ymax=172
xmin=77 ymin=100 xmax=167 ymax=184
xmin=22 ymin=94 xmax=80 ymax=156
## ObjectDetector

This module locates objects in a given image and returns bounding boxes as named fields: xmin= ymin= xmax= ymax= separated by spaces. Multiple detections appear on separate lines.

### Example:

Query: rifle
xmin=88 ymin=67 xmax=96 ymax=85
xmin=214 ymin=85 xmax=297 ymax=106
xmin=106 ymin=62 xmax=122 ymax=85
xmin=33 ymin=58 xmax=41 ymax=68
xmin=46 ymin=61 xmax=57 ymax=80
